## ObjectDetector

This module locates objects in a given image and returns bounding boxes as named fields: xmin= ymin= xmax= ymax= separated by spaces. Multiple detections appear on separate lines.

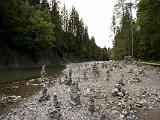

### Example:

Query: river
xmin=0 ymin=65 xmax=65 ymax=84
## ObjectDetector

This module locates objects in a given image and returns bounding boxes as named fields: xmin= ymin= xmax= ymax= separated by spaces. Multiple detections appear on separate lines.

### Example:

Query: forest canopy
xmin=0 ymin=0 xmax=110 ymax=62
xmin=112 ymin=0 xmax=160 ymax=61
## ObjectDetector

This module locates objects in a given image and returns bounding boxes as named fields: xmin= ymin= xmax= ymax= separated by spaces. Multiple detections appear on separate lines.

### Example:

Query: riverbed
xmin=0 ymin=61 xmax=160 ymax=120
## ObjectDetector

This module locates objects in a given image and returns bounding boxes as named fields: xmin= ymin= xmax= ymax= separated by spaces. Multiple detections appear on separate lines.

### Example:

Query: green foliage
xmin=14 ymin=2 xmax=55 ymax=50
xmin=0 ymin=0 xmax=109 ymax=62
xmin=28 ymin=0 xmax=39 ymax=5
xmin=135 ymin=0 xmax=160 ymax=60
xmin=113 ymin=4 xmax=132 ymax=59
xmin=112 ymin=0 xmax=160 ymax=61
xmin=0 ymin=0 xmax=55 ymax=51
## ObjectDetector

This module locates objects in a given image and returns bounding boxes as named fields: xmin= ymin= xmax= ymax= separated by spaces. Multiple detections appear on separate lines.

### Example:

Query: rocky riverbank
xmin=0 ymin=61 xmax=160 ymax=120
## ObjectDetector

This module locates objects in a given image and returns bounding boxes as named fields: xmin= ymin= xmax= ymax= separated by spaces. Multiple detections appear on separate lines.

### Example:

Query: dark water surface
xmin=0 ymin=65 xmax=65 ymax=84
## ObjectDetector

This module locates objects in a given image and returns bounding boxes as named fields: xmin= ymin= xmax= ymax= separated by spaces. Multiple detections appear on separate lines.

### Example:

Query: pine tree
xmin=136 ymin=0 xmax=160 ymax=60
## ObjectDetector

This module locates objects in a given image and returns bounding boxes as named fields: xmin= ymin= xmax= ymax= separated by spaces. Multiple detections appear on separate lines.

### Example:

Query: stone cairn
xmin=70 ymin=82 xmax=81 ymax=106
xmin=88 ymin=95 xmax=95 ymax=114
xmin=112 ymin=74 xmax=126 ymax=98
xmin=118 ymin=74 xmax=125 ymax=86
xmin=38 ymin=85 xmax=50 ymax=102
xmin=112 ymin=84 xmax=124 ymax=97
xmin=86 ymin=88 xmax=95 ymax=114
xmin=92 ymin=63 xmax=100 ymax=78
xmin=137 ymin=59 xmax=142 ymax=67
xmin=124 ymin=56 xmax=133 ymax=64
xmin=102 ymin=62 xmax=108 ymax=69
xmin=132 ymin=74 xmax=141 ymax=83
xmin=48 ymin=110 xmax=61 ymax=120
xmin=138 ymin=67 xmax=145 ymax=76
xmin=105 ymin=70 xmax=110 ymax=81
xmin=41 ymin=65 xmax=47 ymax=81
xmin=102 ymin=62 xmax=105 ymax=69
xmin=83 ymin=71 xmax=88 ymax=81
xmin=37 ymin=65 xmax=51 ymax=102
xmin=48 ymin=93 xmax=61 ymax=120
xmin=99 ymin=111 xmax=107 ymax=120
xmin=53 ymin=93 xmax=61 ymax=109
xmin=110 ymin=73 xmax=137 ymax=119
xmin=65 ymin=69 xmax=72 ymax=85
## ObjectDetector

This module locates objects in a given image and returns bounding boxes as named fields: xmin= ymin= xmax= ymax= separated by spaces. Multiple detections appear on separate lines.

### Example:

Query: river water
xmin=0 ymin=65 xmax=65 ymax=84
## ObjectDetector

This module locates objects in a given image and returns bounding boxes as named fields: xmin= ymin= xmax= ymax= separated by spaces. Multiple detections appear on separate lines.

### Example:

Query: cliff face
xmin=0 ymin=49 xmax=64 ymax=69
xmin=0 ymin=49 xmax=88 ymax=70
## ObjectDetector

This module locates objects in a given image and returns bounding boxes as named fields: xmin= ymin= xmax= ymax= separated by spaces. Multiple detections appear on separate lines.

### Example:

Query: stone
xmin=41 ymin=65 xmax=47 ymax=79
xmin=70 ymin=82 xmax=81 ymax=106
xmin=11 ymin=86 xmax=19 ymax=89
xmin=132 ymin=74 xmax=141 ymax=83
xmin=100 ymin=111 xmax=107 ymax=120
xmin=140 ymin=88 xmax=147 ymax=95
xmin=119 ymin=114 xmax=125 ymax=119
xmin=37 ymin=93 xmax=50 ymax=102
xmin=132 ymin=77 xmax=141 ymax=83
xmin=123 ymin=95 xmax=129 ymax=102
xmin=138 ymin=68 xmax=145 ymax=76
xmin=2 ymin=95 xmax=21 ymax=103
xmin=118 ymin=101 xmax=125 ymax=108
xmin=124 ymin=56 xmax=133 ymax=64
xmin=65 ymin=77 xmax=72 ymax=85
xmin=38 ymin=86 xmax=50 ymax=102
xmin=58 ymin=76 xmax=62 ymax=84
xmin=128 ymin=68 xmax=133 ymax=73
xmin=69 ymin=69 xmax=72 ymax=78
xmin=49 ymin=109 xmax=62 ymax=120
xmin=115 ymin=84 xmax=121 ymax=91
xmin=64 ymin=69 xmax=72 ymax=85
xmin=70 ymin=82 xmax=79 ymax=93
xmin=93 ymin=63 xmax=100 ymax=78
xmin=26 ymin=79 xmax=35 ymax=86
xmin=121 ymin=88 xmax=126 ymax=95
xmin=126 ymin=112 xmax=135 ymax=120
xmin=136 ymin=100 xmax=145 ymax=108
xmin=117 ymin=92 xmax=124 ymax=97
xmin=155 ymin=97 xmax=160 ymax=102
xmin=42 ymin=87 xmax=48 ymax=94
xmin=53 ymin=93 xmax=60 ymax=109
xmin=70 ymin=92 xmax=81 ymax=106
xmin=83 ymin=71 xmax=88 ymax=80
xmin=88 ymin=96 xmax=95 ymax=114
xmin=112 ymin=88 xmax=119 ymax=96
xmin=121 ymin=74 xmax=124 ymax=78
xmin=118 ymin=78 xmax=125 ymax=86
xmin=105 ymin=76 xmax=110 ymax=81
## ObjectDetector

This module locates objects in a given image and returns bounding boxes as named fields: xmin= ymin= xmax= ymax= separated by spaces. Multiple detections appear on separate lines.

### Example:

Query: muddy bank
xmin=0 ymin=61 xmax=160 ymax=120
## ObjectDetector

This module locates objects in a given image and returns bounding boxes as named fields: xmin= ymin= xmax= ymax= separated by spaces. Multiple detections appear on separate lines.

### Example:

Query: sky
xmin=58 ymin=0 xmax=117 ymax=48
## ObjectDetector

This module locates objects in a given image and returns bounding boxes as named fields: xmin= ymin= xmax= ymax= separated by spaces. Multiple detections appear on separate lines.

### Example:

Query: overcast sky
xmin=58 ymin=0 xmax=117 ymax=48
